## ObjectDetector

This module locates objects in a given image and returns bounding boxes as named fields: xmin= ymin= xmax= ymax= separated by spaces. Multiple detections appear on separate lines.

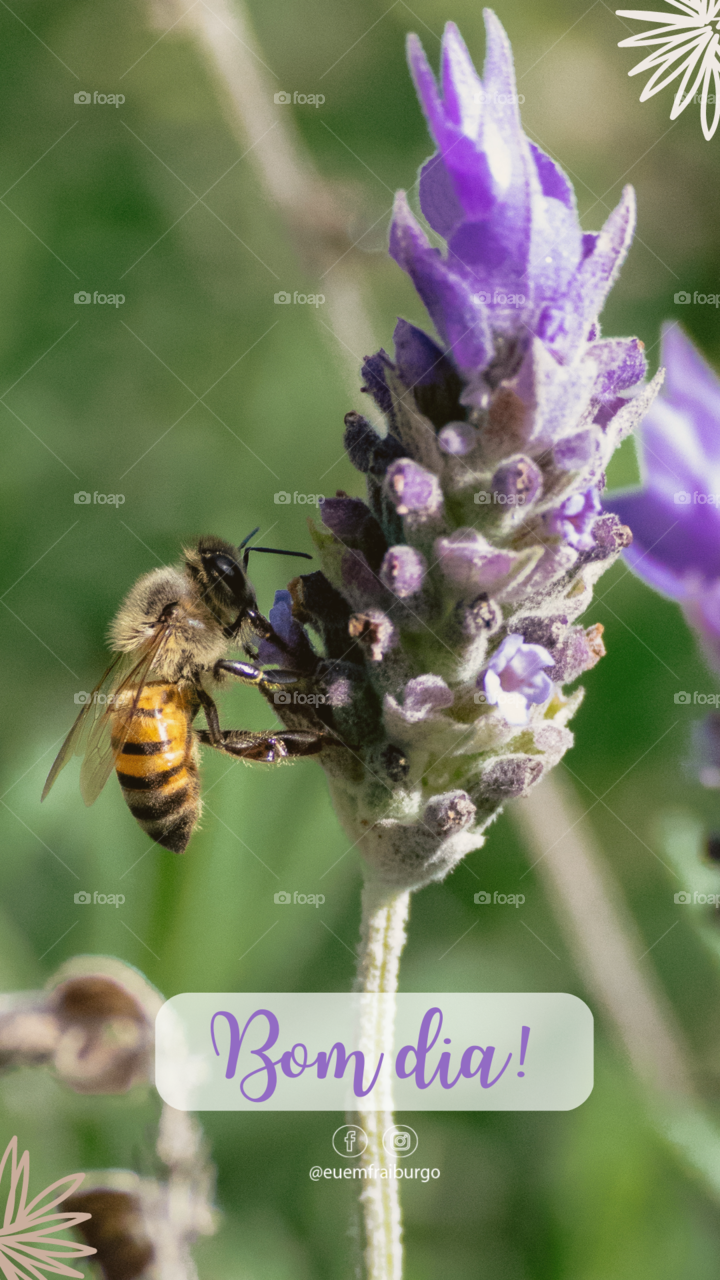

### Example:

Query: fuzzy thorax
xmin=108 ymin=566 xmax=230 ymax=684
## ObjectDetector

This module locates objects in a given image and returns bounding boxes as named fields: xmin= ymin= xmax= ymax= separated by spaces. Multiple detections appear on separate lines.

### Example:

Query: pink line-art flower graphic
xmin=617 ymin=0 xmax=720 ymax=139
xmin=0 ymin=1137 xmax=96 ymax=1280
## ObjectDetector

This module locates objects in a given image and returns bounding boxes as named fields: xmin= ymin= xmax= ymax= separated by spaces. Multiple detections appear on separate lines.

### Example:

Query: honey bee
xmin=42 ymin=532 xmax=325 ymax=853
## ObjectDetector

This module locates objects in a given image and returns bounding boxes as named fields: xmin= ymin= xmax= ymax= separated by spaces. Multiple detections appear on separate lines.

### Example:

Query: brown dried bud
xmin=66 ymin=1184 xmax=152 ymax=1280
xmin=348 ymin=610 xmax=397 ymax=662
xmin=67 ymin=1109 xmax=216 ymax=1280
xmin=0 ymin=957 xmax=162 ymax=1095
xmin=584 ymin=622 xmax=606 ymax=666
xmin=48 ymin=957 xmax=162 ymax=1094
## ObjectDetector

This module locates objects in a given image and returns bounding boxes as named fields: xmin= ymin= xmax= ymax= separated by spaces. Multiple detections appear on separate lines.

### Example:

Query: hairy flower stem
xmin=354 ymin=880 xmax=410 ymax=1280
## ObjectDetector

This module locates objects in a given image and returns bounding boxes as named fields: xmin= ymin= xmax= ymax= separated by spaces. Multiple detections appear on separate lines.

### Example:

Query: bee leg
xmin=196 ymin=729 xmax=325 ymax=762
xmin=224 ymin=607 xmax=268 ymax=640
xmin=213 ymin=659 xmax=300 ymax=688
xmin=226 ymin=607 xmax=296 ymax=663
xmin=195 ymin=685 xmax=223 ymax=746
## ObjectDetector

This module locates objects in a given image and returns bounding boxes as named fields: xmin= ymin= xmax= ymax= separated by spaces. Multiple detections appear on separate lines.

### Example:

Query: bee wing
xmin=78 ymin=631 xmax=170 ymax=806
xmin=41 ymin=653 xmax=128 ymax=801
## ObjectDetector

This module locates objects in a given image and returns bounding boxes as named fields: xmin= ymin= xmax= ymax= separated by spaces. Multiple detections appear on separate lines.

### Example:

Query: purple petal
xmin=552 ymin=187 xmax=635 ymax=359
xmin=389 ymin=192 xmax=492 ymax=373
xmin=530 ymin=142 xmax=573 ymax=208
xmin=419 ymin=153 xmax=465 ymax=237
xmin=257 ymin=590 xmax=313 ymax=669
xmin=407 ymin=31 xmax=451 ymax=150
xmin=590 ymin=337 xmax=647 ymax=398
xmin=547 ymin=488 xmax=602 ymax=551
xmin=606 ymin=488 xmax=720 ymax=589
xmin=393 ymin=318 xmax=450 ymax=388
xmin=481 ymin=633 xmax=554 ymax=725
xmin=441 ymin=22 xmax=484 ymax=134
xmin=661 ymin=324 xmax=720 ymax=461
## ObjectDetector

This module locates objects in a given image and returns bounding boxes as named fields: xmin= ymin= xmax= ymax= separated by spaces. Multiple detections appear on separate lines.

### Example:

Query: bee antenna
xmin=245 ymin=546 xmax=312 ymax=561
xmin=238 ymin=526 xmax=260 ymax=551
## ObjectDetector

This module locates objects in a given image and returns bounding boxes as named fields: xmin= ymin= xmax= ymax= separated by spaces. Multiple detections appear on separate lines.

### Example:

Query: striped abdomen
xmin=112 ymin=682 xmax=200 ymax=853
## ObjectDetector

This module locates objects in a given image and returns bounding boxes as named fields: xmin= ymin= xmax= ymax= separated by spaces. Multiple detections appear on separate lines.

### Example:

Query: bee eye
xmin=211 ymin=554 xmax=235 ymax=580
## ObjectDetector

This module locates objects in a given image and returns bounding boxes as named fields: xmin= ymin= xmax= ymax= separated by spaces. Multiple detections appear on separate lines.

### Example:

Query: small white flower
xmin=617 ymin=0 xmax=720 ymax=139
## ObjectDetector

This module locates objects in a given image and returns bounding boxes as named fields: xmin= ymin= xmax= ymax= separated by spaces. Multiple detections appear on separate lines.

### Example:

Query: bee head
xmin=184 ymin=535 xmax=256 ymax=624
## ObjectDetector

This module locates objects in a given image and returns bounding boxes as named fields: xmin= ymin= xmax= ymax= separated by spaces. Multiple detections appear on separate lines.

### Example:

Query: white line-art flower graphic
xmin=616 ymin=0 xmax=720 ymax=139
xmin=0 ymin=1137 xmax=96 ymax=1280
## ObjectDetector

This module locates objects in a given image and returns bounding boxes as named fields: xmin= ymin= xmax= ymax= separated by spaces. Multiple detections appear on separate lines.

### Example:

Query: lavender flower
xmin=547 ymin=488 xmax=603 ymax=551
xmin=265 ymin=11 xmax=657 ymax=891
xmin=605 ymin=325 xmax=720 ymax=670
xmin=483 ymin=634 xmax=554 ymax=725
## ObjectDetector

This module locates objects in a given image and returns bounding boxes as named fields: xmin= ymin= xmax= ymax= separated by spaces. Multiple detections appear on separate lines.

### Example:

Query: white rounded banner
xmin=155 ymin=992 xmax=593 ymax=1111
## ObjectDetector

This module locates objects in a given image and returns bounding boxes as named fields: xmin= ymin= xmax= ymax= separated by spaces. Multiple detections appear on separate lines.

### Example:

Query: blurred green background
xmin=2 ymin=0 xmax=720 ymax=1276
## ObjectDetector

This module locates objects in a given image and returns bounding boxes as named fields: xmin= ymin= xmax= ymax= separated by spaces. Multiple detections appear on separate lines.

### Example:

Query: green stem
xmin=354 ymin=880 xmax=410 ymax=1280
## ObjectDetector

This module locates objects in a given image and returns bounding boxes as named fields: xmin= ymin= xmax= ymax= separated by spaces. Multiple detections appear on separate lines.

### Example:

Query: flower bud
xmin=322 ymin=495 xmax=387 ymax=569
xmin=491 ymin=455 xmax=542 ymax=506
xmin=476 ymin=754 xmax=544 ymax=801
xmin=422 ymin=790 xmax=476 ymax=836
xmin=437 ymin=422 xmax=478 ymax=455
xmin=435 ymin=529 xmax=517 ymax=594
xmin=348 ymin=609 xmax=397 ymax=662
xmin=384 ymin=459 xmax=443 ymax=517
xmin=49 ymin=957 xmax=161 ymax=1095
xmin=379 ymin=545 xmax=427 ymax=597
xmin=343 ymin=411 xmax=406 ymax=476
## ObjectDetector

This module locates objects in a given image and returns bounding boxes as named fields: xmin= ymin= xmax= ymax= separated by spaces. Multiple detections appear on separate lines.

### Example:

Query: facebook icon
xmin=332 ymin=1125 xmax=368 ymax=1158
